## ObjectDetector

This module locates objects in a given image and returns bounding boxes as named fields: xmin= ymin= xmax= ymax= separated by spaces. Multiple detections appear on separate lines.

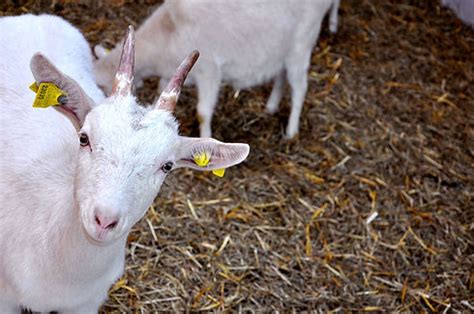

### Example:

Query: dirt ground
xmin=1 ymin=0 xmax=473 ymax=312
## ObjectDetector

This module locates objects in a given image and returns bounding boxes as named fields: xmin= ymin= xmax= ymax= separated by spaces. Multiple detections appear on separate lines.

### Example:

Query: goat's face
xmin=77 ymin=98 xmax=180 ymax=243
xmin=30 ymin=26 xmax=249 ymax=245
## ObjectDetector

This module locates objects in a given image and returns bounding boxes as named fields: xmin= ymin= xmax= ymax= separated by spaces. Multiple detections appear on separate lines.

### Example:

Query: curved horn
xmin=155 ymin=50 xmax=199 ymax=112
xmin=112 ymin=25 xmax=135 ymax=96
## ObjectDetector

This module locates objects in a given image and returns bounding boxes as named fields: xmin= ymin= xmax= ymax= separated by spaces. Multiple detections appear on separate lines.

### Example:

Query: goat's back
xmin=143 ymin=0 xmax=332 ymax=88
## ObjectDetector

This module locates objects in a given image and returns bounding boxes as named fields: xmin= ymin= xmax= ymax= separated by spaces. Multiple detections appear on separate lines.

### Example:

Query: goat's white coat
xmin=442 ymin=0 xmax=474 ymax=27
xmin=0 ymin=14 xmax=111 ymax=313
xmin=0 ymin=14 xmax=249 ymax=313
xmin=94 ymin=0 xmax=340 ymax=139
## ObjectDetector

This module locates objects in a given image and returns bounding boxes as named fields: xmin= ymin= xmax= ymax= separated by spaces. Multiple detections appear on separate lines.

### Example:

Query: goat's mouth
xmin=78 ymin=207 xmax=107 ymax=245
xmin=81 ymin=220 xmax=112 ymax=246
xmin=79 ymin=205 xmax=128 ymax=245
xmin=82 ymin=224 xmax=105 ymax=245
xmin=82 ymin=218 xmax=127 ymax=246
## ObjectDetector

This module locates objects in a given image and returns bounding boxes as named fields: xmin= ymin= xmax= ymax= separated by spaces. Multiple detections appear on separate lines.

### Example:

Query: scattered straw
xmin=2 ymin=0 xmax=472 ymax=311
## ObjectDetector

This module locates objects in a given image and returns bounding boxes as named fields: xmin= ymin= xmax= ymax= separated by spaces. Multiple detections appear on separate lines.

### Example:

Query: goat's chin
xmin=81 ymin=222 xmax=121 ymax=246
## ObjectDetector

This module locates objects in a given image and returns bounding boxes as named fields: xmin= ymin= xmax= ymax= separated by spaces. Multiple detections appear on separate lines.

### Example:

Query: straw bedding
xmin=1 ymin=0 xmax=472 ymax=312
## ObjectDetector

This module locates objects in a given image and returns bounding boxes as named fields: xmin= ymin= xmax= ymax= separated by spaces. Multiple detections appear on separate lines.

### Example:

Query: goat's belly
xmin=224 ymin=62 xmax=285 ymax=90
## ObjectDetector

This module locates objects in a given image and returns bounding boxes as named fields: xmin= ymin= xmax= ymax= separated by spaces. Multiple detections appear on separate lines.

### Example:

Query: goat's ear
xmin=94 ymin=44 xmax=109 ymax=59
xmin=175 ymin=137 xmax=250 ymax=171
xmin=30 ymin=53 xmax=94 ymax=130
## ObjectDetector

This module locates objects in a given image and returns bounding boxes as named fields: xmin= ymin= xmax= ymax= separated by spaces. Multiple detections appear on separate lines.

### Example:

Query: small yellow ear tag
xmin=29 ymin=82 xmax=39 ymax=93
xmin=193 ymin=151 xmax=210 ymax=167
xmin=30 ymin=82 xmax=67 ymax=108
xmin=193 ymin=151 xmax=226 ymax=177
xmin=212 ymin=168 xmax=225 ymax=177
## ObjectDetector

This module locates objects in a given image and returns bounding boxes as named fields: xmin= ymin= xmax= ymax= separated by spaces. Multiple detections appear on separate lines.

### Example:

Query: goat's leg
xmin=265 ymin=70 xmax=285 ymax=114
xmin=285 ymin=60 xmax=309 ymax=139
xmin=196 ymin=67 xmax=222 ymax=138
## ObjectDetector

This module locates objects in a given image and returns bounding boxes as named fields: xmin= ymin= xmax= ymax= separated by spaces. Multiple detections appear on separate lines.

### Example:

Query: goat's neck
xmin=135 ymin=36 xmax=160 ymax=82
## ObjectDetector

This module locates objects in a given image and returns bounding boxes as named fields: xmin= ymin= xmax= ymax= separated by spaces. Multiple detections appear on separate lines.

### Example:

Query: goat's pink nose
xmin=94 ymin=211 xmax=119 ymax=230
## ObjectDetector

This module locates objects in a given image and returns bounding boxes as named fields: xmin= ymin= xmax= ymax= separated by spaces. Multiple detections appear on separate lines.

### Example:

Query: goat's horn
xmin=155 ymin=50 xmax=199 ymax=112
xmin=112 ymin=25 xmax=135 ymax=97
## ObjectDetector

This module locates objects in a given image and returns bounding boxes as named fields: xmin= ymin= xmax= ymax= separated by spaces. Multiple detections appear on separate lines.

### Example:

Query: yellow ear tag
xmin=211 ymin=168 xmax=225 ymax=177
xmin=29 ymin=82 xmax=39 ymax=93
xmin=193 ymin=151 xmax=210 ymax=167
xmin=193 ymin=151 xmax=226 ymax=178
xmin=30 ymin=82 xmax=67 ymax=108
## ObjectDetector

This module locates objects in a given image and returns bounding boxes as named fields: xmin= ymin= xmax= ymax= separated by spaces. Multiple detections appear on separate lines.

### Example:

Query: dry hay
xmin=1 ymin=0 xmax=473 ymax=312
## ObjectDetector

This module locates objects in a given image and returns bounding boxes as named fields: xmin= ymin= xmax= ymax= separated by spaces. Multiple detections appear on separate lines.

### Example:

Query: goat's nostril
xmin=105 ymin=220 xmax=118 ymax=230
xmin=95 ymin=215 xmax=101 ymax=226
xmin=94 ymin=213 xmax=119 ymax=230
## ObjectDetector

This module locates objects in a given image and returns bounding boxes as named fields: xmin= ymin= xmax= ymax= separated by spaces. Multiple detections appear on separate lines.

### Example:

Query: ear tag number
xmin=30 ymin=82 xmax=67 ymax=108
xmin=193 ymin=151 xmax=225 ymax=177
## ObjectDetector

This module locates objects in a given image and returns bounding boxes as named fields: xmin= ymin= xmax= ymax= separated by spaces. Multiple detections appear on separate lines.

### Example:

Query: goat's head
xmin=30 ymin=26 xmax=249 ymax=244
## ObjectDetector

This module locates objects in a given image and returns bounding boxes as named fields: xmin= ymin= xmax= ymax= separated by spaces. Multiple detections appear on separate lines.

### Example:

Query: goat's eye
xmin=161 ymin=161 xmax=173 ymax=173
xmin=79 ymin=133 xmax=89 ymax=147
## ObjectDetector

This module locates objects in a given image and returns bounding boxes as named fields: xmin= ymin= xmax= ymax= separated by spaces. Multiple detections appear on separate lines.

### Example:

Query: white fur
xmin=329 ymin=0 xmax=341 ymax=33
xmin=0 ymin=14 xmax=249 ymax=313
xmin=442 ymin=0 xmax=474 ymax=27
xmin=94 ymin=0 xmax=340 ymax=139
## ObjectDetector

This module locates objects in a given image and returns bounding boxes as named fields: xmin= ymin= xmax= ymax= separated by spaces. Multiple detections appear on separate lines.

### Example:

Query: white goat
xmin=94 ymin=0 xmax=340 ymax=139
xmin=0 ymin=14 xmax=249 ymax=313
xmin=442 ymin=0 xmax=474 ymax=27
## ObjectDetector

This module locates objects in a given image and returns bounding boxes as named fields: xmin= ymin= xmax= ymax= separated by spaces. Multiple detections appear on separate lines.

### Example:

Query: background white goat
xmin=441 ymin=0 xmax=474 ymax=27
xmin=0 ymin=14 xmax=249 ymax=313
xmin=94 ymin=0 xmax=340 ymax=139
